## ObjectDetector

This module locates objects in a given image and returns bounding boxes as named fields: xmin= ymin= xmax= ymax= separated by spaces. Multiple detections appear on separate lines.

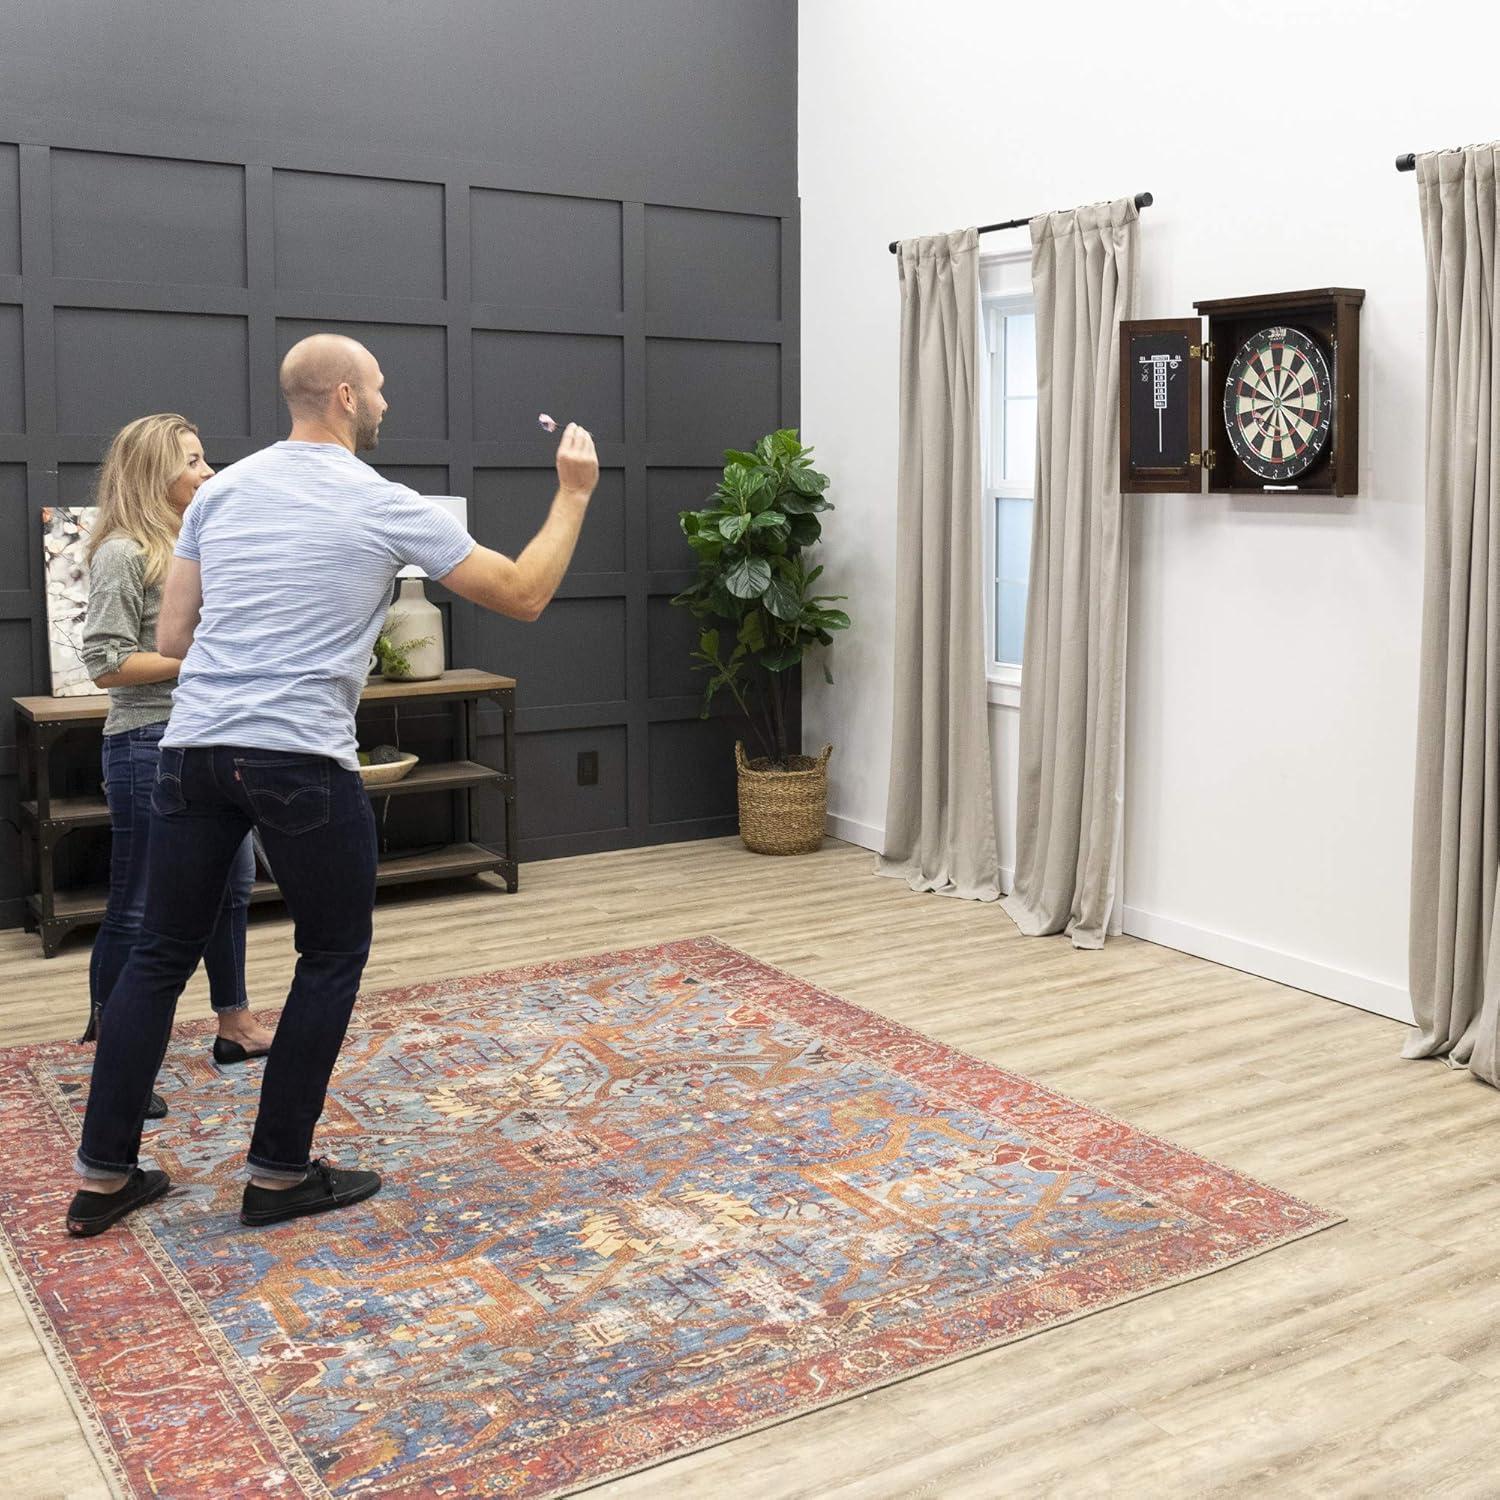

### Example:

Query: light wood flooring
xmin=1 ymin=837 xmax=1496 ymax=1498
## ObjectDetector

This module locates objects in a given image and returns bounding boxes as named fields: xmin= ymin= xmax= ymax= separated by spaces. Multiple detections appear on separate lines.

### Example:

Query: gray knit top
xmin=79 ymin=536 xmax=176 ymax=736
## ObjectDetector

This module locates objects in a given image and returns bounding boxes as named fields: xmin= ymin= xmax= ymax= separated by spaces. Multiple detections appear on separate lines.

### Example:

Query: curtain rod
xmin=886 ymin=191 xmax=1153 ymax=254
xmin=1397 ymin=146 xmax=1500 ymax=170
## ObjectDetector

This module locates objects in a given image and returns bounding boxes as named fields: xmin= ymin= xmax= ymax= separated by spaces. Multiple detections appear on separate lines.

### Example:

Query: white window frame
xmin=980 ymin=252 xmax=1035 ymax=709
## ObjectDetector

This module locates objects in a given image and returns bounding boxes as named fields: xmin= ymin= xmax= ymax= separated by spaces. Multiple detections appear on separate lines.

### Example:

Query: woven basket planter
xmin=735 ymin=742 xmax=833 ymax=855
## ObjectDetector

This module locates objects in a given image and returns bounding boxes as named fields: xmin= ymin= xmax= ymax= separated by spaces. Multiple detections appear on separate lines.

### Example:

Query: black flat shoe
xmin=240 ymin=1159 xmax=382 ymax=1227
xmin=145 ymin=1091 xmax=168 ymax=1120
xmin=213 ymin=1036 xmax=273 ymax=1065
xmin=66 ymin=1168 xmax=171 ymax=1237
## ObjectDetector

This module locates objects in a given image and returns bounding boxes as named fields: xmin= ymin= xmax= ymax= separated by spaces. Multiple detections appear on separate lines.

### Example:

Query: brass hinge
xmin=1189 ymin=448 xmax=1218 ymax=469
xmin=1189 ymin=341 xmax=1215 ymax=361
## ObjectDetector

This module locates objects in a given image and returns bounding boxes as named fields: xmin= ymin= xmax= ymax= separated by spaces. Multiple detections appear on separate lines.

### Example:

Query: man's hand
xmin=555 ymin=423 xmax=598 ymax=498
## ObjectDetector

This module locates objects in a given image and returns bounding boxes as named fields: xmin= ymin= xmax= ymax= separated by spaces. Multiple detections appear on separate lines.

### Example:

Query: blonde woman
xmin=80 ymin=414 xmax=275 ymax=1119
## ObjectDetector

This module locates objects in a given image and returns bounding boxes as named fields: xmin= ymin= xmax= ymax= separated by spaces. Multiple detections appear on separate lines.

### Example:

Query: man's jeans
xmin=78 ymin=745 xmax=377 ymax=1182
xmin=90 ymin=721 xmax=254 ymax=1021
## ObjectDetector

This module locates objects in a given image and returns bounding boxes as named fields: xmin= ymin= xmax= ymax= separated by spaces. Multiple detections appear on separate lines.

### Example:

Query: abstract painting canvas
xmin=42 ymin=505 xmax=107 ymax=698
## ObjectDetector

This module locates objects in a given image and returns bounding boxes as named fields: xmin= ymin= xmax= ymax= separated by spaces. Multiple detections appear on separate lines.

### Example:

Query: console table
xmin=15 ymin=668 xmax=517 ymax=957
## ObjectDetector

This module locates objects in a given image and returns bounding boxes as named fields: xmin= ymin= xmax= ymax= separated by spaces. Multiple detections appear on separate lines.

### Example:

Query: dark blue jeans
xmin=90 ymin=721 xmax=254 ymax=1020
xmin=78 ymin=745 xmax=377 ymax=1182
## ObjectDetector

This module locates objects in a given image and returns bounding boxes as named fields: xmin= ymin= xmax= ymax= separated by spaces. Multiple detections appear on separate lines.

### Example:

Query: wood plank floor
xmin=1 ymin=837 xmax=1495 ymax=1498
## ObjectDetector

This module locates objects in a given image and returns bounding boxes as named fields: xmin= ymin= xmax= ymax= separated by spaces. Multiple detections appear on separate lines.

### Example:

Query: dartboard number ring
xmin=1223 ymin=325 xmax=1333 ymax=481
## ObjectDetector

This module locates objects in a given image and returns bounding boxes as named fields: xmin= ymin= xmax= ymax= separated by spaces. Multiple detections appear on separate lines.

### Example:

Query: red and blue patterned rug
xmin=0 ymin=938 xmax=1338 ymax=1497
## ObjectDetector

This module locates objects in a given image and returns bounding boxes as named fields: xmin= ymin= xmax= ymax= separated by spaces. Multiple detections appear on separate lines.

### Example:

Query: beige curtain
xmin=1404 ymin=146 xmax=1500 ymax=1086
xmin=877 ymin=227 xmax=1000 ymax=901
xmin=1002 ymin=199 xmax=1139 ymax=950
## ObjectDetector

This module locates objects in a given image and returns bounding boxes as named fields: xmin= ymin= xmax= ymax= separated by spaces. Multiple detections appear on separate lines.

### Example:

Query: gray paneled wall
xmin=0 ymin=107 xmax=798 ymax=927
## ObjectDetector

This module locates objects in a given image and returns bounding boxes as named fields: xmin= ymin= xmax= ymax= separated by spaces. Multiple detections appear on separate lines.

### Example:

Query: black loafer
xmin=240 ymin=1159 xmax=382 ymax=1227
xmin=145 ymin=1090 xmax=168 ymax=1120
xmin=213 ymin=1036 xmax=273 ymax=1065
xmin=66 ymin=1168 xmax=171 ymax=1237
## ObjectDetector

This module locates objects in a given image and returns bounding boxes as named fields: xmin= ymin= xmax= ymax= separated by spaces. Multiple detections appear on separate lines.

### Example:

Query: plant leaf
xmin=788 ymin=513 xmax=822 ymax=548
xmin=777 ymin=491 xmax=831 ymax=516
xmin=760 ymin=645 xmax=802 ymax=672
xmin=763 ymin=574 xmax=801 ymax=621
xmin=737 ymin=611 xmax=766 ymax=651
xmin=724 ymin=556 xmax=772 ymax=599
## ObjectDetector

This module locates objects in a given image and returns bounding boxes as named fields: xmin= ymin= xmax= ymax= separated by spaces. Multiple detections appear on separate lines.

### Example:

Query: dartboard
xmin=1223 ymin=326 xmax=1333 ymax=480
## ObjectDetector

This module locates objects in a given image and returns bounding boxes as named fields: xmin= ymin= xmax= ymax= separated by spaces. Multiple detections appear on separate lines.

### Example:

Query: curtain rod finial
xmin=1396 ymin=153 xmax=1417 ymax=172
xmin=1135 ymin=191 xmax=1153 ymax=209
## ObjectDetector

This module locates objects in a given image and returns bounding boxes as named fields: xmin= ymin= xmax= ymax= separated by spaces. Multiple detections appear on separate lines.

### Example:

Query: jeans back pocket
xmin=151 ymin=746 xmax=187 ymax=816
xmin=235 ymin=755 xmax=330 ymax=836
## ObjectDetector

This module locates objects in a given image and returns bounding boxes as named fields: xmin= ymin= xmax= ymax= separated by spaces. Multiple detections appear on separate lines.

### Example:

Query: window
xmin=981 ymin=257 xmax=1036 ymax=685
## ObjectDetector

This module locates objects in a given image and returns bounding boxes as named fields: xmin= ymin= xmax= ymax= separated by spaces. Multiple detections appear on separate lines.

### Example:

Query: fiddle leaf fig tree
xmin=671 ymin=429 xmax=850 ymax=768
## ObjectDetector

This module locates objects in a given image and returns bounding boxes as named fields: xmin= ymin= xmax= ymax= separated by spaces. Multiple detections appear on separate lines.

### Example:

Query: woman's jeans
xmin=89 ymin=722 xmax=254 ymax=1021
xmin=78 ymin=746 xmax=376 ymax=1182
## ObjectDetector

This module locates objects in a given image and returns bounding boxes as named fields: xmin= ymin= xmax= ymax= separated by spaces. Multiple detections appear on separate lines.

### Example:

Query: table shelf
xmin=14 ymin=670 xmax=518 ymax=957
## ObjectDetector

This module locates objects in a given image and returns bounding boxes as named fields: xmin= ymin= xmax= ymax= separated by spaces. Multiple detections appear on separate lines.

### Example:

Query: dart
xmin=538 ymin=413 xmax=558 ymax=433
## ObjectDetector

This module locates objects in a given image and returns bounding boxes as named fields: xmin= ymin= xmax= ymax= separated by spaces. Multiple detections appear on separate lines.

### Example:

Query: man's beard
xmin=353 ymin=395 xmax=382 ymax=451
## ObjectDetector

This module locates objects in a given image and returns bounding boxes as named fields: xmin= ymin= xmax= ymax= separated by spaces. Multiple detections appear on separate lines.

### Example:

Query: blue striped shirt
xmin=164 ymin=441 xmax=474 ymax=770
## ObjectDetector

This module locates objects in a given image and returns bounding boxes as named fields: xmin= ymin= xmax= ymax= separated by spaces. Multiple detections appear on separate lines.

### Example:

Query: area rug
xmin=0 ymin=937 xmax=1339 ymax=1497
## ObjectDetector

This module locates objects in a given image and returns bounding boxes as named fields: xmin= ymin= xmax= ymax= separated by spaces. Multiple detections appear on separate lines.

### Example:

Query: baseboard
xmin=826 ymin=812 xmax=884 ymax=852
xmin=1120 ymin=904 xmax=1414 ymax=1025
xmin=823 ymin=811 xmax=1411 ymax=1023
xmin=826 ymin=814 xmax=1014 ymax=894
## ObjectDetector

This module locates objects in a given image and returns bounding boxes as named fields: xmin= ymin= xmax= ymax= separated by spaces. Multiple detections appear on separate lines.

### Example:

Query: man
xmin=66 ymin=333 xmax=597 ymax=1236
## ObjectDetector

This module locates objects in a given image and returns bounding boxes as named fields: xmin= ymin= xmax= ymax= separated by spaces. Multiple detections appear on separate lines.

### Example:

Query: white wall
xmin=800 ymin=0 xmax=1500 ymax=1021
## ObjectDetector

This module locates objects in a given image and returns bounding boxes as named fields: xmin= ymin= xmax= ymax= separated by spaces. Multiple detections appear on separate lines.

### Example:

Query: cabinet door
xmin=1120 ymin=318 xmax=1202 ymax=494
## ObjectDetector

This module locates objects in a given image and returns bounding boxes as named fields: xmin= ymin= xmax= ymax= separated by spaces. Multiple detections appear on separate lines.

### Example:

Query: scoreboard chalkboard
xmin=1120 ymin=318 xmax=1201 ymax=493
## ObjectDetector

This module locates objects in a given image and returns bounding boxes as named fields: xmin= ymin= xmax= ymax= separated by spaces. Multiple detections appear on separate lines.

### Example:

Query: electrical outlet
xmin=577 ymin=749 xmax=599 ymax=786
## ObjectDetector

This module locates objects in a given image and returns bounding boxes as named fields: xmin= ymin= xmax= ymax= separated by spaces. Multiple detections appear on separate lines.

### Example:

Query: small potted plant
xmin=672 ymin=428 xmax=850 ymax=854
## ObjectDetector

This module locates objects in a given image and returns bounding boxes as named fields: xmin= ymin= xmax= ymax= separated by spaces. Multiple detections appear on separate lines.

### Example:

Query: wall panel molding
xmin=0 ymin=31 xmax=798 ymax=924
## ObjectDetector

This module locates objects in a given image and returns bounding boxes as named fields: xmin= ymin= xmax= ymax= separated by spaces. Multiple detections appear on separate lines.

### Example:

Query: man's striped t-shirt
xmin=164 ymin=441 xmax=475 ymax=770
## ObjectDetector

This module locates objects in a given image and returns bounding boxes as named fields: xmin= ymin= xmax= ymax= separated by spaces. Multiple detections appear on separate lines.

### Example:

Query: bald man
xmin=67 ymin=334 xmax=597 ymax=1236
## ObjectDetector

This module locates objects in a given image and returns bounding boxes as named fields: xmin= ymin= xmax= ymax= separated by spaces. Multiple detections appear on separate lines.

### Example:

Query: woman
xmin=80 ymin=413 xmax=275 ymax=1118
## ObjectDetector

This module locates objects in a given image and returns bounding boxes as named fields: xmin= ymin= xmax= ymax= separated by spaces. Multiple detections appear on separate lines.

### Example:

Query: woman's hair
xmin=86 ymin=413 xmax=199 ymax=587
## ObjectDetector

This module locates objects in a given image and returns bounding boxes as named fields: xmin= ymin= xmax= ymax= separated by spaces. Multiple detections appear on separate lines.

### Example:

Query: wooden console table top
xmin=14 ymin=668 xmax=516 ymax=725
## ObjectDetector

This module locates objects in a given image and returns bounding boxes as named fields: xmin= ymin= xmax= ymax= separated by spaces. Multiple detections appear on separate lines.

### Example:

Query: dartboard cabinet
xmin=1120 ymin=288 xmax=1363 ymax=496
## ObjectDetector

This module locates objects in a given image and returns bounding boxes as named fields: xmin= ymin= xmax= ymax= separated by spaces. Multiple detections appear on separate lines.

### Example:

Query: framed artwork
xmin=42 ymin=506 xmax=107 ymax=698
